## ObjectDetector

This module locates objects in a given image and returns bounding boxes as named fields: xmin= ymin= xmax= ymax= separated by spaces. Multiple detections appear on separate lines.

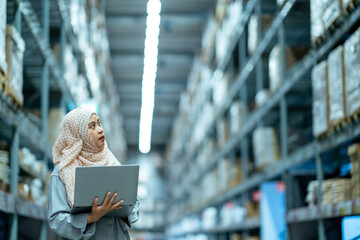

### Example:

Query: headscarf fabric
xmin=52 ymin=107 xmax=120 ymax=207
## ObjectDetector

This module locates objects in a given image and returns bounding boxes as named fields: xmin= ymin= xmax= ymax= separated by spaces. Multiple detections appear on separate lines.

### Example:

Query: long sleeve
xmin=122 ymin=198 xmax=140 ymax=229
xmin=47 ymin=170 xmax=96 ymax=239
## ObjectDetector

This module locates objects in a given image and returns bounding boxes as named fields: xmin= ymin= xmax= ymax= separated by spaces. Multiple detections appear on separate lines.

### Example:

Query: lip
xmin=99 ymin=136 xmax=105 ymax=141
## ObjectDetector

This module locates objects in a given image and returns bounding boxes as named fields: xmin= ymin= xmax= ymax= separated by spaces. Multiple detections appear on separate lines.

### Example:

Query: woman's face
xmin=88 ymin=113 xmax=105 ymax=150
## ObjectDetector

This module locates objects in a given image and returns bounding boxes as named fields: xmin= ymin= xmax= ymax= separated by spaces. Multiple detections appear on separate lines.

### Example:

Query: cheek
xmin=89 ymin=130 xmax=97 ymax=142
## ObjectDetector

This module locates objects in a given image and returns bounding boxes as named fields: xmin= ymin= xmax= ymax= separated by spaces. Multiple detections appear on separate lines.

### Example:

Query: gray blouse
xmin=48 ymin=165 xmax=140 ymax=240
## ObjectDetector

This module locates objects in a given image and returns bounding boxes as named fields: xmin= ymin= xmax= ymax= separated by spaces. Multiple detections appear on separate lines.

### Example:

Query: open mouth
xmin=99 ymin=136 xmax=105 ymax=141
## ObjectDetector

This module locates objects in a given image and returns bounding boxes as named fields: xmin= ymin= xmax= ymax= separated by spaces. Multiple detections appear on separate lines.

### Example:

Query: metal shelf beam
xmin=16 ymin=0 xmax=75 ymax=105
xmin=0 ymin=94 xmax=52 ymax=159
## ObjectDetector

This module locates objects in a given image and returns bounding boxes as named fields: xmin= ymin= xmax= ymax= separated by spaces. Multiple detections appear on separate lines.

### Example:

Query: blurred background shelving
xmin=1 ymin=0 xmax=360 ymax=240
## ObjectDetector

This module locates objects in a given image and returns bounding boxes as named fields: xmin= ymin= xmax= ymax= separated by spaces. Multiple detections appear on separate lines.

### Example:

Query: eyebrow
xmin=88 ymin=121 xmax=96 ymax=126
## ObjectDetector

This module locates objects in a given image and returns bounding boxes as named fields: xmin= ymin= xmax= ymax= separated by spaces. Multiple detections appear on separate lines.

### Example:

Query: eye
xmin=89 ymin=123 xmax=95 ymax=129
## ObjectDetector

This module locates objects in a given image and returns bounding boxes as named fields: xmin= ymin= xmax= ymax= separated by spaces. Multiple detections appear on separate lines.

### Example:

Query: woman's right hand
xmin=87 ymin=192 xmax=124 ymax=224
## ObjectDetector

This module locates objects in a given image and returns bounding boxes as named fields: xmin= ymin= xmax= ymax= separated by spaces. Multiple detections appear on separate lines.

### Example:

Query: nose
xmin=97 ymin=125 xmax=103 ymax=134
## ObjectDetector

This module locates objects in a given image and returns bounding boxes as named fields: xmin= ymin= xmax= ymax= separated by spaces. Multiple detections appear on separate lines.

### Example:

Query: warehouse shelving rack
xmin=1 ymin=0 xmax=80 ymax=239
xmin=0 ymin=0 xmax=122 ymax=239
xmin=166 ymin=0 xmax=360 ymax=239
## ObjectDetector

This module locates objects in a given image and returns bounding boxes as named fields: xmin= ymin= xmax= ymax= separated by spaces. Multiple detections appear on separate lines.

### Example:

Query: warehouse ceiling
xmin=105 ymin=0 xmax=216 ymax=153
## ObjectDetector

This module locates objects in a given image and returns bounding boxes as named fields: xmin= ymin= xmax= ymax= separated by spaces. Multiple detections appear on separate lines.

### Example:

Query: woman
xmin=48 ymin=107 xmax=139 ymax=239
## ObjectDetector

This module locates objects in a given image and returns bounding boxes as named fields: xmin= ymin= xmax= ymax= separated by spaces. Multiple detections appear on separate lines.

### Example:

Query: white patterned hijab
xmin=52 ymin=107 xmax=120 ymax=208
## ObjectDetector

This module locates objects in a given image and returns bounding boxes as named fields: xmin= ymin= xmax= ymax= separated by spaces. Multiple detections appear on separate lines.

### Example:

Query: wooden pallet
xmin=347 ymin=110 xmax=360 ymax=124
xmin=344 ymin=0 xmax=360 ymax=14
xmin=325 ymin=15 xmax=344 ymax=34
xmin=327 ymin=118 xmax=349 ymax=135
xmin=0 ymin=70 xmax=5 ymax=93
xmin=312 ymin=34 xmax=325 ymax=48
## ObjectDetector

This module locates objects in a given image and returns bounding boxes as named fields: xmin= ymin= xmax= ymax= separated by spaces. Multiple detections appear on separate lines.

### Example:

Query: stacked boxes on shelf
xmin=0 ymin=0 xmax=6 ymax=76
xmin=348 ymin=143 xmax=360 ymax=198
xmin=219 ymin=201 xmax=246 ymax=227
xmin=310 ymin=0 xmax=344 ymax=44
xmin=5 ymin=25 xmax=25 ymax=107
xmin=268 ymin=45 xmax=308 ymax=93
xmin=311 ymin=60 xmax=328 ymax=138
xmin=327 ymin=45 xmax=346 ymax=126
xmin=215 ymin=0 xmax=243 ymax=63
xmin=230 ymin=101 xmax=244 ymax=136
xmin=310 ymin=0 xmax=325 ymax=44
xmin=212 ymin=71 xmax=231 ymax=111
xmin=344 ymin=27 xmax=360 ymax=117
xmin=306 ymin=178 xmax=351 ymax=206
xmin=201 ymin=15 xmax=217 ymax=63
xmin=311 ymin=26 xmax=360 ymax=138
xmin=247 ymin=13 xmax=273 ymax=55
xmin=253 ymin=127 xmax=280 ymax=169
xmin=17 ymin=148 xmax=49 ymax=206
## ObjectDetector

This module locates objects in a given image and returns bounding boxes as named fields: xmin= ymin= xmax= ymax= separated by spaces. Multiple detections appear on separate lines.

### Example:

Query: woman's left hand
xmin=87 ymin=191 xmax=124 ymax=223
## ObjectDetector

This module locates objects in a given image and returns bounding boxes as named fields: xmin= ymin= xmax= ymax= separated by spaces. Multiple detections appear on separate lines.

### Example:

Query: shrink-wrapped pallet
xmin=0 ymin=0 xmax=6 ymax=74
xmin=213 ymin=72 xmax=231 ymax=110
xmin=5 ymin=25 xmax=25 ymax=106
xmin=248 ymin=14 xmax=273 ymax=55
xmin=230 ymin=101 xmax=244 ymax=135
xmin=311 ymin=60 xmax=328 ymax=138
xmin=253 ymin=127 xmax=280 ymax=168
xmin=327 ymin=45 xmax=346 ymax=125
xmin=344 ymin=28 xmax=360 ymax=117
xmin=310 ymin=0 xmax=325 ymax=44
xmin=269 ymin=45 xmax=296 ymax=92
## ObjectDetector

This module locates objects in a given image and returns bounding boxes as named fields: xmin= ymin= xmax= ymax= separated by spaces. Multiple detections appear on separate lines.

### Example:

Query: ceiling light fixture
xmin=139 ymin=0 xmax=161 ymax=154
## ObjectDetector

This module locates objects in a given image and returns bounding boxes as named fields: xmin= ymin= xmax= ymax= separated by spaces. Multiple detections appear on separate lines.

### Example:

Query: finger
xmin=92 ymin=197 xmax=98 ymax=208
xmin=113 ymin=199 xmax=124 ymax=208
xmin=103 ymin=192 xmax=111 ymax=205
xmin=109 ymin=192 xmax=118 ymax=206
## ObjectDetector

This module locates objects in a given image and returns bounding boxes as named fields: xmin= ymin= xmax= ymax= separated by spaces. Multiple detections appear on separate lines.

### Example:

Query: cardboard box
xmin=253 ymin=127 xmax=280 ymax=168
xmin=0 ymin=0 xmax=7 ymax=74
xmin=213 ymin=73 xmax=231 ymax=109
xmin=311 ymin=60 xmax=329 ymax=138
xmin=248 ymin=14 xmax=273 ymax=55
xmin=310 ymin=0 xmax=325 ymax=44
xmin=344 ymin=27 xmax=360 ymax=117
xmin=230 ymin=101 xmax=244 ymax=135
xmin=269 ymin=45 xmax=308 ymax=92
xmin=229 ymin=158 xmax=242 ymax=187
xmin=327 ymin=45 xmax=346 ymax=125
xmin=6 ymin=25 xmax=25 ymax=106
xmin=245 ymin=201 xmax=260 ymax=218
xmin=217 ymin=119 xmax=230 ymax=148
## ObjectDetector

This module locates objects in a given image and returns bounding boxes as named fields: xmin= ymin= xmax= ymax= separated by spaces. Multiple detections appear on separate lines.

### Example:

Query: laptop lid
xmin=71 ymin=165 xmax=139 ymax=217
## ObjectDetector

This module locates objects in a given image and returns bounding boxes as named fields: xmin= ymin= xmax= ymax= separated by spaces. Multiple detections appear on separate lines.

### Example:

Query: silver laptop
xmin=71 ymin=165 xmax=139 ymax=217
